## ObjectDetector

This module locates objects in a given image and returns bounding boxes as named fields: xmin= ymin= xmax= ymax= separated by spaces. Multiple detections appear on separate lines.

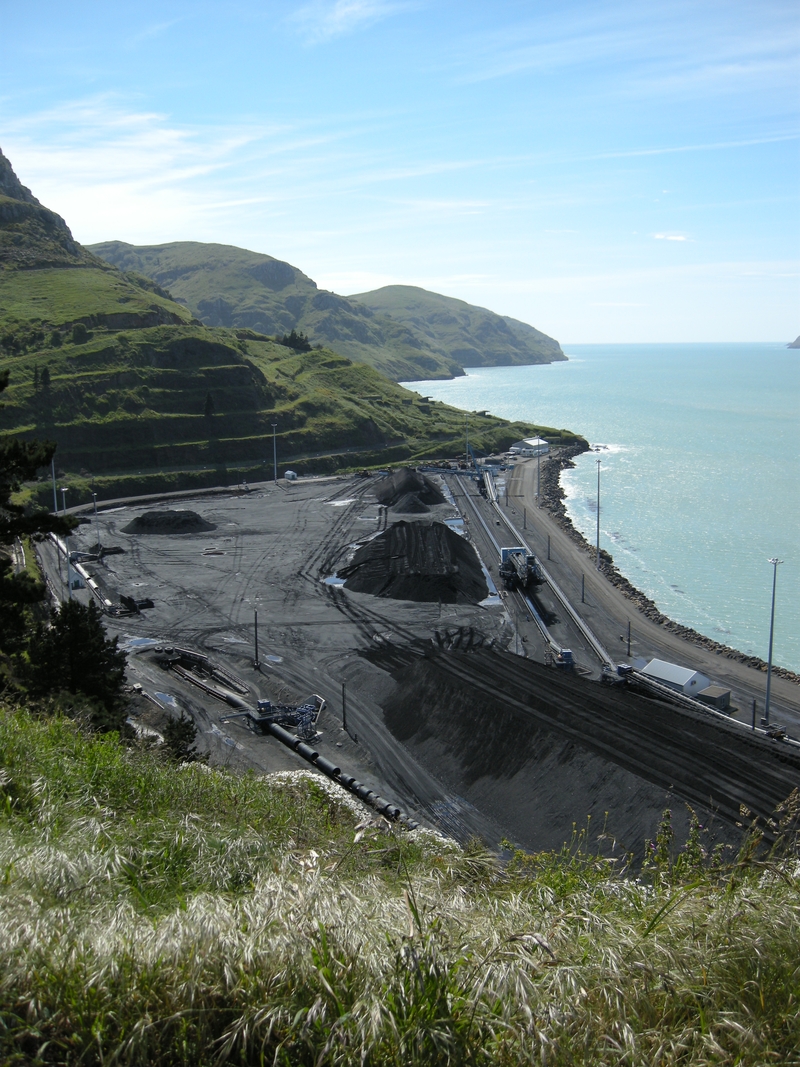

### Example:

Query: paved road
xmin=500 ymin=457 xmax=800 ymax=734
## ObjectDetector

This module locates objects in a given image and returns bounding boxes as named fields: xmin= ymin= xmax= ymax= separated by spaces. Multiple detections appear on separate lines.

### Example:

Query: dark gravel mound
xmin=341 ymin=521 xmax=487 ymax=603
xmin=392 ymin=491 xmax=430 ymax=514
xmin=373 ymin=468 xmax=445 ymax=507
xmin=122 ymin=510 xmax=216 ymax=535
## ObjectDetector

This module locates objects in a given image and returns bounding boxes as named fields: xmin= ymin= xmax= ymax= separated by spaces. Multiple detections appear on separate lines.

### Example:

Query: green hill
xmin=89 ymin=241 xmax=462 ymax=382
xmin=350 ymin=284 xmax=565 ymax=368
xmin=0 ymin=150 xmax=582 ymax=504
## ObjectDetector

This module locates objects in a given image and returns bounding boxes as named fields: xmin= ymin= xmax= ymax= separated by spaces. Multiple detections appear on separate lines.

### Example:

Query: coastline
xmin=539 ymin=444 xmax=799 ymax=685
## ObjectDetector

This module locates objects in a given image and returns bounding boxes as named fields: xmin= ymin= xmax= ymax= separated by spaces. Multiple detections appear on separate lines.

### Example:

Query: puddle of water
xmin=265 ymin=654 xmax=283 ymax=663
xmin=323 ymin=576 xmax=346 ymax=587
xmin=444 ymin=518 xmax=466 ymax=536
xmin=120 ymin=637 xmax=160 ymax=651
xmin=329 ymin=498 xmax=356 ymax=507
xmin=154 ymin=692 xmax=179 ymax=708
xmin=479 ymin=594 xmax=502 ymax=607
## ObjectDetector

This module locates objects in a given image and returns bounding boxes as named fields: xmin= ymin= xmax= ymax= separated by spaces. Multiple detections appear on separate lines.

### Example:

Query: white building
xmin=640 ymin=658 xmax=711 ymax=696
xmin=509 ymin=437 xmax=550 ymax=457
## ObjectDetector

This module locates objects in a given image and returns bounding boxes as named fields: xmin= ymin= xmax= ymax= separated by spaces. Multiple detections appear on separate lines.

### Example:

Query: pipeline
xmin=264 ymin=721 xmax=419 ymax=828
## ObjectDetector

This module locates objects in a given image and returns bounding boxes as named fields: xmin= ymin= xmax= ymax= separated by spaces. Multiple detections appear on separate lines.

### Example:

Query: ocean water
xmin=406 ymin=343 xmax=800 ymax=673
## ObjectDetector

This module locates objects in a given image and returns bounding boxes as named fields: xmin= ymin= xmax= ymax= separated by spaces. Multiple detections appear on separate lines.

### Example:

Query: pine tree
xmin=40 ymin=366 xmax=50 ymax=389
xmin=163 ymin=710 xmax=204 ymax=763
xmin=204 ymin=391 xmax=215 ymax=418
xmin=0 ymin=370 xmax=73 ymax=653
xmin=26 ymin=599 xmax=127 ymax=730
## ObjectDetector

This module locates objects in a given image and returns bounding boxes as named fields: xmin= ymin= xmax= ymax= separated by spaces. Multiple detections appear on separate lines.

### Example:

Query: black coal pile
xmin=341 ymin=521 xmax=487 ymax=603
xmin=392 ymin=492 xmax=430 ymax=514
xmin=122 ymin=510 xmax=216 ymax=535
xmin=373 ymin=468 xmax=445 ymax=508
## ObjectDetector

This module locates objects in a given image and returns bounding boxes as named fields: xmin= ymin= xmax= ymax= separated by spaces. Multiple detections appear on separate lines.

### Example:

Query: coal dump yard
xmin=370 ymin=644 xmax=800 ymax=857
xmin=339 ymin=520 xmax=488 ymax=603
xmin=372 ymin=467 xmax=445 ymax=514
xmin=122 ymin=510 xmax=217 ymax=534
xmin=39 ymin=466 xmax=800 ymax=855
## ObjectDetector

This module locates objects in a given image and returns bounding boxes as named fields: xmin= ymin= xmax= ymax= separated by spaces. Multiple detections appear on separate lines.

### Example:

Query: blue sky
xmin=1 ymin=0 xmax=797 ymax=342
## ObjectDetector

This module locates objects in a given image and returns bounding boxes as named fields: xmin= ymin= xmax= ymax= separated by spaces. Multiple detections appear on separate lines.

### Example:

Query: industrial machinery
xmin=219 ymin=695 xmax=325 ymax=741
xmin=499 ymin=546 xmax=543 ymax=591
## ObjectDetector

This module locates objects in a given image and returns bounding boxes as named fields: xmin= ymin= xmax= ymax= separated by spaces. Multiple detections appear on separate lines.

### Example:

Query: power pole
xmin=272 ymin=423 xmax=278 ymax=483
xmin=595 ymin=458 xmax=601 ymax=570
xmin=764 ymin=557 xmax=783 ymax=725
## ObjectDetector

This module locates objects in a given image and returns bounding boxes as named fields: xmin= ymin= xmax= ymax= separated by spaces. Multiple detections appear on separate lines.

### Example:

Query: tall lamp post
xmin=271 ymin=423 xmax=278 ymax=484
xmin=92 ymin=491 xmax=100 ymax=551
xmin=764 ymin=557 xmax=783 ymax=726
xmin=595 ymin=458 xmax=601 ymax=570
xmin=60 ymin=487 xmax=71 ymax=598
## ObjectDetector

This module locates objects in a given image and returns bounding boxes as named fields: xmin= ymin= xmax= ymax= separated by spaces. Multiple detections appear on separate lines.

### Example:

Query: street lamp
xmin=271 ymin=423 xmax=278 ymax=483
xmin=60 ymin=487 xmax=71 ymax=598
xmin=764 ymin=557 xmax=783 ymax=726
xmin=92 ymin=491 xmax=100 ymax=551
xmin=595 ymin=458 xmax=601 ymax=570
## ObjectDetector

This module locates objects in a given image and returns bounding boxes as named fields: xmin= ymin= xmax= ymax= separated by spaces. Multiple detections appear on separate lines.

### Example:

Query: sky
xmin=1 ymin=0 xmax=798 ymax=343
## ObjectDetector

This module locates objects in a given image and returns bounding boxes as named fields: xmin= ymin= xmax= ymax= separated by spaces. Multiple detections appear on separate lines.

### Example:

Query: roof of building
xmin=641 ymin=658 xmax=706 ymax=686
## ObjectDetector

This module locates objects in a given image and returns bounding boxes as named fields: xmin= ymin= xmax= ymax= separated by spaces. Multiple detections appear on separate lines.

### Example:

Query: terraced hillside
xmin=0 ymin=150 xmax=584 ymax=504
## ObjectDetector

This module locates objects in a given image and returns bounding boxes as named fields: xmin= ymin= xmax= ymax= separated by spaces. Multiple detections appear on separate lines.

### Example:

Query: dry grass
xmin=1 ymin=702 xmax=799 ymax=1065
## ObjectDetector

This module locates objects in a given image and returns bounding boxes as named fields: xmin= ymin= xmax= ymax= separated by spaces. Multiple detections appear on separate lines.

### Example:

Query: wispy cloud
xmin=654 ymin=233 xmax=688 ymax=241
xmin=127 ymin=18 xmax=184 ymax=49
xmin=289 ymin=0 xmax=413 ymax=44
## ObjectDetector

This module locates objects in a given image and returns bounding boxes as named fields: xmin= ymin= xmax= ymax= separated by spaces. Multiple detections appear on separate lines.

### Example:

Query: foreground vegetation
xmin=1 ymin=702 xmax=798 ymax=1066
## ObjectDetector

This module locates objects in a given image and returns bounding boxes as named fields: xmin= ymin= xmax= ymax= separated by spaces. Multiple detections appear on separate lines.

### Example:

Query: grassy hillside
xmin=1 ymin=322 xmax=580 ymax=505
xmin=89 ymin=241 xmax=463 ymax=381
xmin=351 ymin=284 xmax=565 ymax=368
xmin=0 ymin=150 xmax=582 ymax=502
xmin=1 ymin=701 xmax=798 ymax=1066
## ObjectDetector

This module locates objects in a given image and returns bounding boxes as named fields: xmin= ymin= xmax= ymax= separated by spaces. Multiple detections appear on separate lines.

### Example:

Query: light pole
xmin=536 ymin=439 xmax=541 ymax=505
xmin=271 ymin=423 xmax=278 ymax=484
xmin=764 ymin=557 xmax=783 ymax=725
xmin=92 ymin=491 xmax=100 ymax=551
xmin=465 ymin=415 xmax=469 ymax=467
xmin=60 ymin=487 xmax=71 ymax=598
xmin=595 ymin=458 xmax=601 ymax=570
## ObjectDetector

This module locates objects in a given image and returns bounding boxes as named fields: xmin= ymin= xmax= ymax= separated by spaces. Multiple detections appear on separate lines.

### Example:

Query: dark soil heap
xmin=122 ymin=511 xmax=216 ymax=535
xmin=341 ymin=521 xmax=487 ymax=603
xmin=391 ymin=491 xmax=430 ymax=514
xmin=373 ymin=468 xmax=445 ymax=508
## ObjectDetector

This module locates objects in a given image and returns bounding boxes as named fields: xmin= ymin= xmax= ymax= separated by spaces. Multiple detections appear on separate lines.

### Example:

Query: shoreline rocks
xmin=540 ymin=445 xmax=799 ymax=686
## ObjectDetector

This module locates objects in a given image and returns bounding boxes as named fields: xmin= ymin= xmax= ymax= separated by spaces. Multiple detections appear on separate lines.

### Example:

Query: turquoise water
xmin=406 ymin=343 xmax=800 ymax=672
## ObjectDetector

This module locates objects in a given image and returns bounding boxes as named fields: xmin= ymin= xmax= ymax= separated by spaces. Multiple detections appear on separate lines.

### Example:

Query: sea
xmin=406 ymin=343 xmax=800 ymax=673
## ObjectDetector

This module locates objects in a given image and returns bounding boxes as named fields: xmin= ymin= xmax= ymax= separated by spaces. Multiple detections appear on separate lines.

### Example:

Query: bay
xmin=406 ymin=343 xmax=800 ymax=673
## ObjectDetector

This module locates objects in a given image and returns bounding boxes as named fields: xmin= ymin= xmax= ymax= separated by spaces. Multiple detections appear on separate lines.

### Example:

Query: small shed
xmin=509 ymin=437 xmax=550 ymax=457
xmin=697 ymin=685 xmax=731 ymax=711
xmin=640 ymin=658 xmax=711 ymax=696
xmin=284 ymin=470 xmax=298 ymax=481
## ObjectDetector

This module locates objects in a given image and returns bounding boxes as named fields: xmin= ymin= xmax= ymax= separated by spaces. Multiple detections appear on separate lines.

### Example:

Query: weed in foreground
xmin=1 ymin=703 xmax=799 ymax=1065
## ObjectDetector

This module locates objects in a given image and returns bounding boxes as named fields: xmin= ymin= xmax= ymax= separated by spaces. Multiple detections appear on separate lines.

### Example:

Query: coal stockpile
xmin=392 ymin=492 xmax=430 ymax=514
xmin=373 ymin=468 xmax=445 ymax=508
xmin=341 ymin=521 xmax=487 ymax=603
xmin=122 ymin=510 xmax=216 ymax=535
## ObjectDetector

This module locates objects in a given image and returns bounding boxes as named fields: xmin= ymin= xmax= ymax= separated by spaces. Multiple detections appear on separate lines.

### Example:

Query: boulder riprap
xmin=340 ymin=521 xmax=487 ymax=603
xmin=122 ymin=511 xmax=216 ymax=535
